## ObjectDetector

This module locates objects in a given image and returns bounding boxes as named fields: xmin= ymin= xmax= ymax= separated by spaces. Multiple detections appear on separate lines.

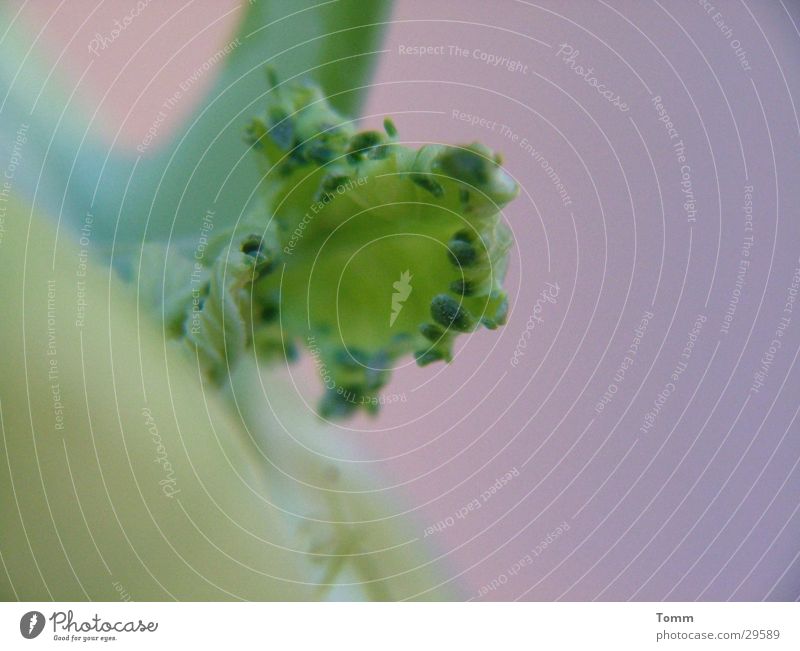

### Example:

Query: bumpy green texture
xmin=157 ymin=74 xmax=518 ymax=418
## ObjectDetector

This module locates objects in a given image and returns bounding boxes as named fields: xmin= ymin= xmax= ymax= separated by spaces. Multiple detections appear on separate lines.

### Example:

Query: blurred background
xmin=2 ymin=0 xmax=799 ymax=600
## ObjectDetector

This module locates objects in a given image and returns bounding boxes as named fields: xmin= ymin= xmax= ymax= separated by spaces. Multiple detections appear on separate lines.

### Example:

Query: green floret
xmin=153 ymin=73 xmax=518 ymax=417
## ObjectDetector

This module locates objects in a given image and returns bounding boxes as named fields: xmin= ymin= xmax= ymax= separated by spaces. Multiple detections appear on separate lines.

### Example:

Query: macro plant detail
xmin=142 ymin=74 xmax=518 ymax=418
xmin=4 ymin=0 xmax=795 ymax=615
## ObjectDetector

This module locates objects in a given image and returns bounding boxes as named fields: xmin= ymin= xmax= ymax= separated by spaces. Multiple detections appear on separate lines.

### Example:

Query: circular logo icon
xmin=20 ymin=611 xmax=45 ymax=639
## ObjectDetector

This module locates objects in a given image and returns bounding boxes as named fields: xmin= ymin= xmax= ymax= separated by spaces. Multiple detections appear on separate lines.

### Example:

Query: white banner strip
xmin=0 ymin=602 xmax=797 ymax=650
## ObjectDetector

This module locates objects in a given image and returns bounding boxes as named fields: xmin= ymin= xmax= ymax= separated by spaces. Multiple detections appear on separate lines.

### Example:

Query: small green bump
xmin=448 ymin=240 xmax=477 ymax=267
xmin=419 ymin=323 xmax=444 ymax=342
xmin=352 ymin=130 xmax=381 ymax=147
xmin=277 ymin=145 xmax=307 ymax=175
xmin=450 ymin=278 xmax=476 ymax=296
xmin=307 ymin=125 xmax=349 ymax=164
xmin=411 ymin=174 xmax=444 ymax=198
xmin=437 ymin=146 xmax=491 ymax=186
xmin=415 ymin=349 xmax=445 ymax=366
xmin=319 ymin=391 xmax=358 ymax=419
xmin=316 ymin=174 xmax=351 ymax=202
xmin=261 ymin=302 xmax=278 ymax=323
xmin=459 ymin=188 xmax=470 ymax=204
xmin=240 ymin=235 xmax=275 ymax=279
xmin=347 ymin=130 xmax=383 ymax=162
xmin=241 ymin=235 xmax=263 ymax=257
xmin=383 ymin=118 xmax=398 ymax=138
xmin=452 ymin=229 xmax=475 ymax=244
xmin=431 ymin=294 xmax=475 ymax=332
xmin=306 ymin=141 xmax=334 ymax=164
